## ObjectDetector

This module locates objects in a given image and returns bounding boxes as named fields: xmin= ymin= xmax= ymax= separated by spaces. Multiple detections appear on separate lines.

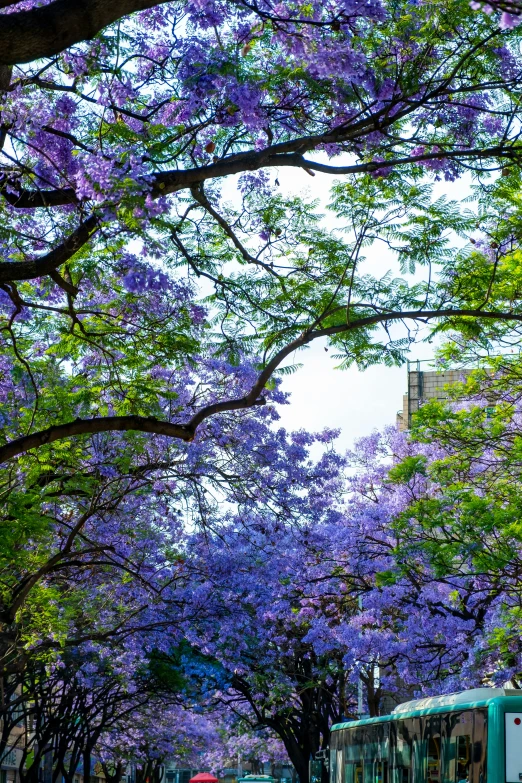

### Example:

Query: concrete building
xmin=0 ymin=747 xmax=22 ymax=783
xmin=396 ymin=360 xmax=471 ymax=431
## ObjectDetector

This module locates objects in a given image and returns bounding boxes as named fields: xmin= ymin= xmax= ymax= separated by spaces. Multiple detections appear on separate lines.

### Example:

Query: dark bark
xmin=101 ymin=761 xmax=124 ymax=783
xmin=0 ymin=0 xmax=172 ymax=65
xmin=0 ymin=65 xmax=11 ymax=92
xmin=1 ymin=142 xmax=516 ymax=212
xmin=0 ymin=64 xmax=12 ymax=154
xmin=229 ymin=650 xmax=340 ymax=783
xmin=0 ymin=182 xmax=78 ymax=209
xmin=83 ymin=749 xmax=92 ymax=783
xmin=0 ymin=414 xmax=194 ymax=462
xmin=287 ymin=751 xmax=309 ymax=783
xmin=135 ymin=760 xmax=159 ymax=783
xmin=0 ymin=307 xmax=521 ymax=464
xmin=0 ymin=215 xmax=98 ymax=285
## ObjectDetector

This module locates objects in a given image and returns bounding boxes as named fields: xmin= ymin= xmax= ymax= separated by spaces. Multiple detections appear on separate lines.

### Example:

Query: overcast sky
xmin=272 ymin=340 xmax=412 ymax=452
xmin=263 ymin=161 xmax=474 ymax=453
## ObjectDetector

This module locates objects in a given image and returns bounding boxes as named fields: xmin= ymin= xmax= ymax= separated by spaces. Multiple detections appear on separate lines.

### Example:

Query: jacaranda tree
xmin=0 ymin=0 xmax=522 ymax=465
xmin=3 ymin=0 xmax=522 ymax=771
xmin=173 ymin=410 xmax=522 ymax=780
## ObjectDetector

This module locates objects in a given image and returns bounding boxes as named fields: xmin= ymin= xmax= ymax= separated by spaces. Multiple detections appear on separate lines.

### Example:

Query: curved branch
xmin=189 ymin=307 xmax=522 ymax=431
xmin=4 ymin=142 xmax=519 ymax=212
xmin=0 ymin=307 xmax=520 ymax=463
xmin=189 ymin=184 xmax=280 ymax=277
xmin=0 ymin=415 xmax=193 ymax=463
xmin=152 ymin=144 xmax=522 ymax=197
xmin=0 ymin=0 xmax=172 ymax=65
xmin=0 ymin=214 xmax=98 ymax=284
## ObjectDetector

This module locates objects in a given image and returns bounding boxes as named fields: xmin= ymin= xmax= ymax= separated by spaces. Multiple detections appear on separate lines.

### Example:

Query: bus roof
xmin=331 ymin=688 xmax=522 ymax=731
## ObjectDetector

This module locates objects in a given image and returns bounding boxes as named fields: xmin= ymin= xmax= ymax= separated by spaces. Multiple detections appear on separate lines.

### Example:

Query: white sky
xmin=262 ymin=160 xmax=474 ymax=452
xmin=273 ymin=341 xmax=413 ymax=452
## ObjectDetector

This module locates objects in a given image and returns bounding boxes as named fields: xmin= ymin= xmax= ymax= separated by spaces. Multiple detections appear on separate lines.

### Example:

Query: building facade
xmin=396 ymin=360 xmax=471 ymax=431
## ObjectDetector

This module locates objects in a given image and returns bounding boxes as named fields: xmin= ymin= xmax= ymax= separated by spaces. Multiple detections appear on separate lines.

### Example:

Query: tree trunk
xmin=365 ymin=670 xmax=382 ymax=718
xmin=83 ymin=749 xmax=92 ymax=783
xmin=101 ymin=761 xmax=124 ymax=783
xmin=276 ymin=738 xmax=309 ymax=783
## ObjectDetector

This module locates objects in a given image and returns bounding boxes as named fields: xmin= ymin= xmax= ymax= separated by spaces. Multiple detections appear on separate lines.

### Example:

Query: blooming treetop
xmin=1 ymin=2 xmax=522 ymax=774
xmin=172 ymin=366 xmax=522 ymax=778
xmin=0 ymin=0 xmax=520 ymax=463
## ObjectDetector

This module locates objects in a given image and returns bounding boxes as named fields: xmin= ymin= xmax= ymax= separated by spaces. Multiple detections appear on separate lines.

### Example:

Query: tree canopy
xmin=3 ymin=0 xmax=522 ymax=777
xmin=0 ymin=0 xmax=522 ymax=459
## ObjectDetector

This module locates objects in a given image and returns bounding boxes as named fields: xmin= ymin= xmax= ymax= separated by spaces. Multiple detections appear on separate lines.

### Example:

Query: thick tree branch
xmin=3 ymin=142 xmax=519 ymax=214
xmin=189 ymin=307 xmax=522 ymax=429
xmin=0 ymin=0 xmax=172 ymax=65
xmin=0 ymin=215 xmax=98 ymax=284
xmin=153 ymin=144 xmax=522 ymax=195
xmin=0 ymin=179 xmax=78 ymax=208
xmin=0 ymin=307 xmax=521 ymax=463
xmin=0 ymin=415 xmax=193 ymax=463
xmin=0 ymin=65 xmax=11 ymax=92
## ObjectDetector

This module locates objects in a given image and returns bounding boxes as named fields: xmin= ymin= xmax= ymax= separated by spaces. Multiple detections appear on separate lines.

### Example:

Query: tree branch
xmin=153 ymin=144 xmax=522 ymax=196
xmin=0 ymin=214 xmax=98 ymax=284
xmin=0 ymin=415 xmax=193 ymax=463
xmin=0 ymin=179 xmax=78 ymax=208
xmin=0 ymin=307 xmax=520 ymax=463
xmin=189 ymin=184 xmax=280 ymax=277
xmin=0 ymin=0 xmax=172 ymax=65
xmin=4 ymin=142 xmax=519 ymax=212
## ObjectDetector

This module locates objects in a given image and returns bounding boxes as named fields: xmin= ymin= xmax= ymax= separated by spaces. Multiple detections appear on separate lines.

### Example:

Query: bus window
xmin=344 ymin=765 xmax=354 ymax=783
xmin=330 ymin=746 xmax=338 ymax=783
xmin=360 ymin=760 xmax=387 ymax=783
xmin=345 ymin=747 xmax=364 ymax=763
xmin=334 ymin=706 xmax=486 ymax=783
xmin=390 ymin=766 xmax=408 ymax=783
xmin=396 ymin=720 xmax=412 ymax=768
xmin=456 ymin=736 xmax=471 ymax=783
xmin=345 ymin=728 xmax=364 ymax=762
xmin=411 ymin=718 xmax=426 ymax=783
xmin=455 ymin=712 xmax=473 ymax=783
xmin=343 ymin=752 xmax=362 ymax=783
xmin=375 ymin=761 xmax=388 ymax=783
xmin=390 ymin=719 xmax=412 ymax=783
xmin=345 ymin=728 xmax=364 ymax=783
xmin=362 ymin=724 xmax=386 ymax=783
xmin=425 ymin=716 xmax=441 ymax=783
xmin=471 ymin=710 xmax=487 ymax=783
xmin=363 ymin=727 xmax=378 ymax=771
xmin=441 ymin=711 xmax=473 ymax=783
xmin=441 ymin=713 xmax=456 ymax=783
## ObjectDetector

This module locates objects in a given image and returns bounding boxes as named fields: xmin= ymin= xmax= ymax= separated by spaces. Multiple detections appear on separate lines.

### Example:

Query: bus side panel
xmin=505 ymin=713 xmax=522 ymax=783
xmin=487 ymin=702 xmax=503 ymax=783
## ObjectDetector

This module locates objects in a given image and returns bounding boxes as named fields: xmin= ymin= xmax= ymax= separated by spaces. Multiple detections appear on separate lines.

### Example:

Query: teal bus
xmin=325 ymin=687 xmax=522 ymax=783
xmin=238 ymin=777 xmax=277 ymax=783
